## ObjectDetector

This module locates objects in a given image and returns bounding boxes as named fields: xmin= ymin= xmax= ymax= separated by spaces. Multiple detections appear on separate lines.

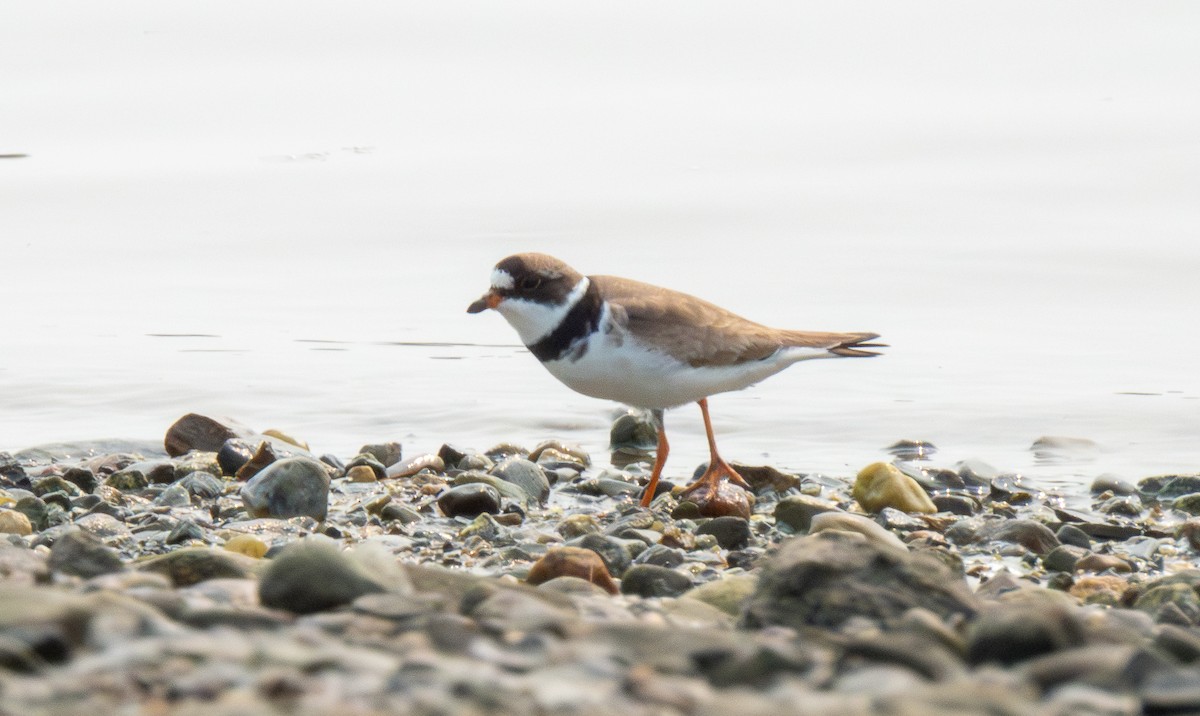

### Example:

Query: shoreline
xmin=2 ymin=413 xmax=1199 ymax=713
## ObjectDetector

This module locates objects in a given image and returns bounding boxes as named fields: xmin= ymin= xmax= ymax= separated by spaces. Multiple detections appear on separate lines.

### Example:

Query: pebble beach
xmin=3 ymin=412 xmax=1200 ymax=715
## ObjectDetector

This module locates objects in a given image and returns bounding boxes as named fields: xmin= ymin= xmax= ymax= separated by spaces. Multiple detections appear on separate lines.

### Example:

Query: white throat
xmin=495 ymin=275 xmax=591 ymax=347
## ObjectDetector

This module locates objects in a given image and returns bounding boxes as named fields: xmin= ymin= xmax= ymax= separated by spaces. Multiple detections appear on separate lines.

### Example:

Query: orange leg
xmin=638 ymin=409 xmax=668 ymax=507
xmin=681 ymin=397 xmax=751 ymax=500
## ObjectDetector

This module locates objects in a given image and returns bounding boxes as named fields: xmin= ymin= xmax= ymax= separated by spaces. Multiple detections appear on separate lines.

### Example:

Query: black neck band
xmin=528 ymin=281 xmax=602 ymax=362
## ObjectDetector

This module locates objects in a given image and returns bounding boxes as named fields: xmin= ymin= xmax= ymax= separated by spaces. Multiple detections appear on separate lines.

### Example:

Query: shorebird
xmin=467 ymin=253 xmax=883 ymax=508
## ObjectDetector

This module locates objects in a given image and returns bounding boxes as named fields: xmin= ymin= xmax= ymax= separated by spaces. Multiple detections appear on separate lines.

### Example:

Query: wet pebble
xmin=437 ymin=483 xmax=501 ymax=518
xmin=986 ymin=519 xmax=1061 ymax=555
xmin=677 ymin=480 xmax=752 ymax=519
xmin=1091 ymin=474 xmax=1139 ymax=496
xmin=178 ymin=471 xmax=225 ymax=499
xmin=258 ymin=538 xmax=391 ymax=614
xmin=239 ymin=457 xmax=331 ymax=521
xmin=490 ymin=457 xmax=550 ymax=503
xmin=634 ymin=544 xmax=686 ymax=568
xmin=346 ymin=465 xmax=378 ymax=483
xmin=773 ymin=494 xmax=839 ymax=532
xmin=358 ymin=441 xmax=402 ymax=468
xmin=0 ymin=509 xmax=32 ymax=536
xmin=216 ymin=438 xmax=255 ymax=476
xmin=570 ymin=533 xmax=633 ymax=577
xmin=385 ymin=453 xmax=444 ymax=478
xmin=165 ymin=413 xmax=249 ymax=456
xmin=345 ymin=453 xmax=387 ymax=480
xmin=525 ymin=546 xmax=618 ymax=594
xmin=932 ymin=494 xmax=979 ymax=516
xmin=620 ymin=564 xmax=693 ymax=598
xmin=1172 ymin=493 xmax=1200 ymax=515
xmin=966 ymin=599 xmax=1083 ymax=666
xmin=696 ymin=516 xmax=751 ymax=550
xmin=47 ymin=528 xmax=124 ymax=578
xmin=743 ymin=530 xmax=977 ymax=630
xmin=1044 ymin=544 xmax=1088 ymax=572
xmin=1055 ymin=524 xmax=1092 ymax=549
xmin=853 ymin=462 xmax=936 ymax=514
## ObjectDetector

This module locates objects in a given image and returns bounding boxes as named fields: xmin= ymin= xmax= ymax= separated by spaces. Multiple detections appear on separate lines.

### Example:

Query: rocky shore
xmin=2 ymin=413 xmax=1200 ymax=715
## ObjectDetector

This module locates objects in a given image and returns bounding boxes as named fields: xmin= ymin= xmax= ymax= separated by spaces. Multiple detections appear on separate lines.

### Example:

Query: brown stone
xmin=165 ymin=413 xmax=253 ymax=457
xmin=235 ymin=441 xmax=278 ymax=481
xmin=1075 ymin=553 xmax=1133 ymax=573
xmin=347 ymin=465 xmax=378 ymax=483
xmin=678 ymin=481 xmax=752 ymax=519
xmin=525 ymin=546 xmax=618 ymax=595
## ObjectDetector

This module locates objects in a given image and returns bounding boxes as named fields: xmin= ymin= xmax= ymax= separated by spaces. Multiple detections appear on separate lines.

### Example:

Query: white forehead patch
xmin=490 ymin=268 xmax=515 ymax=290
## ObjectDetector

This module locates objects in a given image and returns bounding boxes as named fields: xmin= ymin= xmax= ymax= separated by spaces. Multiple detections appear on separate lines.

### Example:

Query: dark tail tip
xmin=830 ymin=334 xmax=886 ymax=357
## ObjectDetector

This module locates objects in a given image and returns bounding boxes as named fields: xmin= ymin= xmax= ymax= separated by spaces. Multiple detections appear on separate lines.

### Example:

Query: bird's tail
xmin=829 ymin=332 xmax=886 ymax=357
xmin=777 ymin=330 xmax=886 ymax=357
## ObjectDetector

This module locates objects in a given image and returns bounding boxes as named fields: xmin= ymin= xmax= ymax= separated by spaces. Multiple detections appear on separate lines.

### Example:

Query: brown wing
xmin=592 ymin=275 xmax=882 ymax=368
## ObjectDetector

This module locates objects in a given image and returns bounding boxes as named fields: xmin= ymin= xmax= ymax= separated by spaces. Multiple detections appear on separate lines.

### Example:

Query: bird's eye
xmin=520 ymin=277 xmax=542 ymax=291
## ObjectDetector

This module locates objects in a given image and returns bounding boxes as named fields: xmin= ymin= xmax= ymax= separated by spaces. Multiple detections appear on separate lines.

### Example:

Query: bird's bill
xmin=466 ymin=291 xmax=502 ymax=314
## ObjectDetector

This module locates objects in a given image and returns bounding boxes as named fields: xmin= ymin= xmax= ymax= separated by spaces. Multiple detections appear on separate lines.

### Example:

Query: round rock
xmin=853 ymin=462 xmax=936 ymax=514
xmin=696 ymin=516 xmax=752 ymax=550
xmin=620 ymin=564 xmax=694 ymax=598
xmin=178 ymin=471 xmax=225 ymax=499
xmin=742 ymin=530 xmax=978 ymax=630
xmin=571 ymin=533 xmax=633 ymax=577
xmin=0 ymin=509 xmax=33 ymax=536
xmin=259 ymin=538 xmax=388 ymax=614
xmin=490 ymin=457 xmax=550 ymax=503
xmin=437 ymin=483 xmax=501 ymax=518
xmin=525 ymin=546 xmax=618 ymax=594
xmin=239 ymin=456 xmax=331 ymax=521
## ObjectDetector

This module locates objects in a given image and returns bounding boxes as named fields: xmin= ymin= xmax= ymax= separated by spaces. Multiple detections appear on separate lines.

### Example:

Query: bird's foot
xmin=680 ymin=457 xmax=751 ymax=503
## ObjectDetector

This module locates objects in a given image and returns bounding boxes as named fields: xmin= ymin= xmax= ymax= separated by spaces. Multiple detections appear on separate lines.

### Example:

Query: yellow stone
xmin=223 ymin=533 xmax=269 ymax=558
xmin=347 ymin=465 xmax=378 ymax=483
xmin=0 ymin=509 xmax=33 ymax=536
xmin=852 ymin=462 xmax=936 ymax=514
xmin=263 ymin=429 xmax=310 ymax=451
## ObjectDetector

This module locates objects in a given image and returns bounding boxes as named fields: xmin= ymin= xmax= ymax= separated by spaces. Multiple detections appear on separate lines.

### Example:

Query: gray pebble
xmin=239 ymin=457 xmax=331 ymax=521
xmin=634 ymin=544 xmax=685 ymax=568
xmin=1090 ymin=474 xmax=1138 ymax=496
xmin=1043 ymin=544 xmax=1089 ymax=572
xmin=178 ymin=471 xmax=225 ymax=499
xmin=966 ymin=601 xmax=1084 ymax=666
xmin=258 ymin=538 xmax=387 ymax=614
xmin=570 ymin=533 xmax=633 ymax=577
xmin=773 ymin=494 xmax=839 ymax=532
xmin=14 ymin=496 xmax=50 ymax=532
xmin=744 ymin=531 xmax=977 ymax=630
xmin=1099 ymin=494 xmax=1143 ymax=516
xmin=358 ymin=442 xmax=402 ymax=468
xmin=166 ymin=520 xmax=206 ymax=545
xmin=490 ymin=457 xmax=550 ymax=503
xmin=1055 ymin=524 xmax=1092 ymax=549
xmin=696 ymin=516 xmax=751 ymax=550
xmin=154 ymin=483 xmax=192 ymax=507
xmin=47 ymin=528 xmax=124 ymax=578
xmin=932 ymin=494 xmax=979 ymax=516
xmin=619 ymin=564 xmax=694 ymax=598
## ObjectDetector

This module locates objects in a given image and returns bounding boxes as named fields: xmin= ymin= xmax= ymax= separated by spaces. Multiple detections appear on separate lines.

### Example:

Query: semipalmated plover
xmin=467 ymin=253 xmax=883 ymax=509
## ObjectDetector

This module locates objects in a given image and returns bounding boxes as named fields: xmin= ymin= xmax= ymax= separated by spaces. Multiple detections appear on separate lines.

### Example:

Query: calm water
xmin=4 ymin=2 xmax=1199 ymax=496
